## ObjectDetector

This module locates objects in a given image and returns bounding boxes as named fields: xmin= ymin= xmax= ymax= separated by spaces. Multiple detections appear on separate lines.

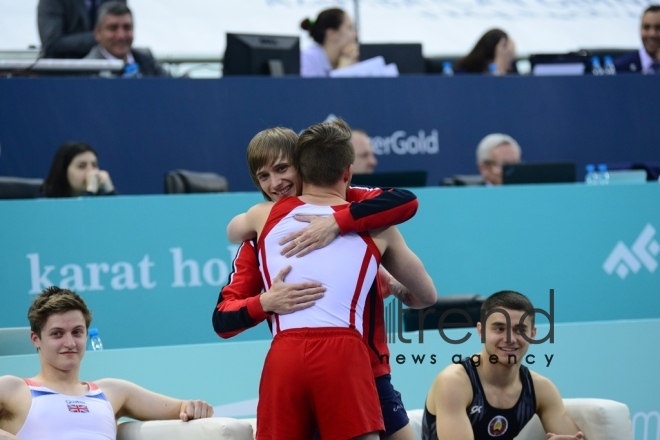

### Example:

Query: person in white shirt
xmin=300 ymin=8 xmax=359 ymax=77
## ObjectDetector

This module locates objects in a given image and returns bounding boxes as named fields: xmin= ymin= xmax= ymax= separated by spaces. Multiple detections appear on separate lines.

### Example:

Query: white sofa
xmin=408 ymin=398 xmax=632 ymax=440
xmin=118 ymin=398 xmax=632 ymax=440
xmin=117 ymin=417 xmax=254 ymax=440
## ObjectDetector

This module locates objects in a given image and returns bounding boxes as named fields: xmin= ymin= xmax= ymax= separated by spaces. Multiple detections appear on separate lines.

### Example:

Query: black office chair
xmin=164 ymin=170 xmax=229 ymax=194
xmin=440 ymin=174 xmax=484 ymax=186
xmin=0 ymin=176 xmax=44 ymax=199
xmin=403 ymin=294 xmax=486 ymax=332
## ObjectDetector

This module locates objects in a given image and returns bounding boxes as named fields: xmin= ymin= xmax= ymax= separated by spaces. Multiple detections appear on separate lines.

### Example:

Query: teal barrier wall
xmin=1 ymin=184 xmax=659 ymax=348
xmin=0 ymin=320 xmax=657 ymax=439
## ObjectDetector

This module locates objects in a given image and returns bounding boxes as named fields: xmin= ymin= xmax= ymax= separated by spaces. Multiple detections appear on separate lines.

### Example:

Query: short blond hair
xmin=295 ymin=119 xmax=354 ymax=186
xmin=246 ymin=127 xmax=299 ymax=200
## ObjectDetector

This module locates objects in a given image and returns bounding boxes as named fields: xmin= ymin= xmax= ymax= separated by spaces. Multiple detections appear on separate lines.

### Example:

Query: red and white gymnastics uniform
xmin=256 ymin=197 xmax=384 ymax=440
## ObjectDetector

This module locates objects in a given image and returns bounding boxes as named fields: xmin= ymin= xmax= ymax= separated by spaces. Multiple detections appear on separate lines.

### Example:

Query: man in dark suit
xmin=614 ymin=5 xmax=660 ymax=74
xmin=84 ymin=1 xmax=168 ymax=77
xmin=38 ymin=0 xmax=127 ymax=58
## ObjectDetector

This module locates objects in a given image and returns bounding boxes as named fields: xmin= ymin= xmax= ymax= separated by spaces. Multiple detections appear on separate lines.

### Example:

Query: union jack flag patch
xmin=67 ymin=404 xmax=89 ymax=413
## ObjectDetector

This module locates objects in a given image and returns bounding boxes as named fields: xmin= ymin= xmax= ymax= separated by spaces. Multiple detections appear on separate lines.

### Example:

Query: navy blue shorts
xmin=376 ymin=374 xmax=410 ymax=438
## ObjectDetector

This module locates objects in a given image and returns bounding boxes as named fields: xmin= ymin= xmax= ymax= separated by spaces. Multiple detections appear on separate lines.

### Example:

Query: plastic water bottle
xmin=591 ymin=57 xmax=604 ymax=76
xmin=89 ymin=328 xmax=104 ymax=351
xmin=442 ymin=61 xmax=454 ymax=76
xmin=597 ymin=164 xmax=610 ymax=185
xmin=585 ymin=164 xmax=598 ymax=185
xmin=603 ymin=56 xmax=616 ymax=75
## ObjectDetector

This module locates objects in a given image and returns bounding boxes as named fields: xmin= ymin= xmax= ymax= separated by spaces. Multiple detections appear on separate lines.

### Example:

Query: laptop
xmin=608 ymin=170 xmax=647 ymax=184
xmin=350 ymin=171 xmax=427 ymax=188
xmin=529 ymin=53 xmax=590 ymax=76
xmin=502 ymin=163 xmax=576 ymax=185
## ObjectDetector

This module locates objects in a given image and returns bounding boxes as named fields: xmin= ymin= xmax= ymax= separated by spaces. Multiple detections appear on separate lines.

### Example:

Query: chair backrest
xmin=0 ymin=327 xmax=35 ymax=356
xmin=164 ymin=170 xmax=229 ymax=194
xmin=441 ymin=174 xmax=484 ymax=186
xmin=0 ymin=176 xmax=43 ymax=199
xmin=403 ymin=294 xmax=486 ymax=332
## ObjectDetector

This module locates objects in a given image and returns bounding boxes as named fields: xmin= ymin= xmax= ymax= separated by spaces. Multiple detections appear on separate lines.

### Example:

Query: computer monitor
xmin=350 ymin=171 xmax=427 ymax=188
xmin=502 ymin=162 xmax=577 ymax=185
xmin=223 ymin=33 xmax=300 ymax=76
xmin=359 ymin=43 xmax=425 ymax=74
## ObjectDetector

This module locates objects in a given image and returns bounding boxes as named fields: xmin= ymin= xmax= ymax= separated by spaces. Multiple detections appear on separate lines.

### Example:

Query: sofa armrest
xmin=563 ymin=398 xmax=632 ymax=440
xmin=515 ymin=398 xmax=633 ymax=440
xmin=117 ymin=417 xmax=254 ymax=440
xmin=407 ymin=408 xmax=424 ymax=439
xmin=407 ymin=398 xmax=632 ymax=440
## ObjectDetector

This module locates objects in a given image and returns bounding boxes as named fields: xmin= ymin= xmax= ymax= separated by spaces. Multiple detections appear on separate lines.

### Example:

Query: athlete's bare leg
xmin=352 ymin=432 xmax=380 ymax=440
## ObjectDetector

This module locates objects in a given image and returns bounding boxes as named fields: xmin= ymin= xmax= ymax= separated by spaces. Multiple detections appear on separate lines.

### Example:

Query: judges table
xmin=0 ymin=75 xmax=658 ymax=194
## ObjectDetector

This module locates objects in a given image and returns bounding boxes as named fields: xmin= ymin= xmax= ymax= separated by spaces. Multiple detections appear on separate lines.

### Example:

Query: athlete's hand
xmin=279 ymin=215 xmax=340 ymax=258
xmin=96 ymin=170 xmax=114 ymax=193
xmin=84 ymin=169 xmax=114 ymax=194
xmin=260 ymin=266 xmax=326 ymax=314
xmin=546 ymin=432 xmax=584 ymax=440
xmin=338 ymin=42 xmax=360 ymax=68
xmin=494 ymin=36 xmax=516 ymax=74
xmin=179 ymin=399 xmax=213 ymax=421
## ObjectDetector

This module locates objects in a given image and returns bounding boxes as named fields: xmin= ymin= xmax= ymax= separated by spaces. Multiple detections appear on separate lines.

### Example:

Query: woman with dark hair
xmin=42 ymin=142 xmax=115 ymax=197
xmin=300 ymin=8 xmax=359 ymax=77
xmin=454 ymin=28 xmax=517 ymax=75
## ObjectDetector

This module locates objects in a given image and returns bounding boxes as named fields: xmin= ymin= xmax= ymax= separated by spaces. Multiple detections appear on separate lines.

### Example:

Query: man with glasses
xmin=476 ymin=133 xmax=522 ymax=186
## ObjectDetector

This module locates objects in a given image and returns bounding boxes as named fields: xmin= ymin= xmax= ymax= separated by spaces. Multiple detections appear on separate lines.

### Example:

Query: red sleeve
xmin=334 ymin=186 xmax=419 ymax=235
xmin=212 ymin=240 xmax=271 ymax=339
